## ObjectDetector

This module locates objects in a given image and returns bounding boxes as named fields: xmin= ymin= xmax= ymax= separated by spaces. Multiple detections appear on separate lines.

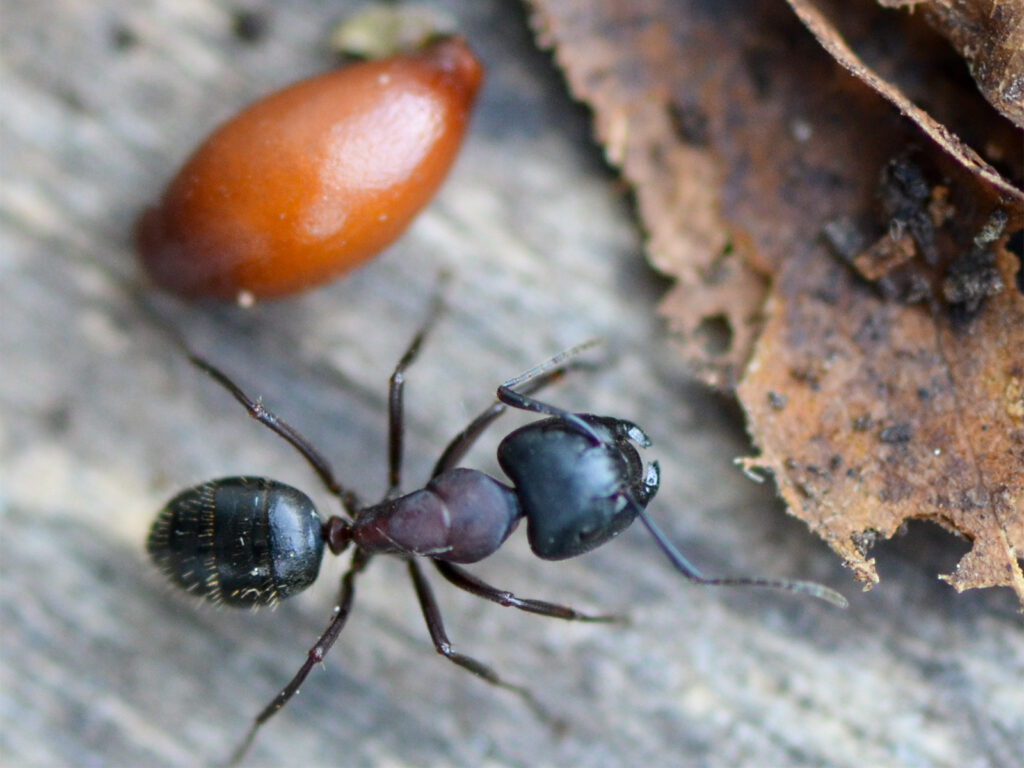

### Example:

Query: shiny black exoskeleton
xmin=149 ymin=415 xmax=660 ymax=608
xmin=148 ymin=478 xmax=324 ymax=607
xmin=148 ymin=306 xmax=845 ymax=765
xmin=498 ymin=415 xmax=660 ymax=559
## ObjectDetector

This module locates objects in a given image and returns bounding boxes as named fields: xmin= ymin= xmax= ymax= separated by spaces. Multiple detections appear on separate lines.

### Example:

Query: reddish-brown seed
xmin=136 ymin=37 xmax=483 ymax=301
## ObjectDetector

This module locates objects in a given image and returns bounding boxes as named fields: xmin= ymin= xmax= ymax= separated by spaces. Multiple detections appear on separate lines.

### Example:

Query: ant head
xmin=496 ymin=415 xmax=658 ymax=560
xmin=495 ymin=410 xmax=847 ymax=608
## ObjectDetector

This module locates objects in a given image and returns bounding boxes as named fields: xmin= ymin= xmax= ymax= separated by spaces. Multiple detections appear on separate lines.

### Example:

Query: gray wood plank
xmin=2 ymin=2 xmax=1020 ymax=767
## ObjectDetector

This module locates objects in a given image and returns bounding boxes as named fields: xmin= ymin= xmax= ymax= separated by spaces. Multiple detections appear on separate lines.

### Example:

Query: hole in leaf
xmin=695 ymin=314 xmax=734 ymax=357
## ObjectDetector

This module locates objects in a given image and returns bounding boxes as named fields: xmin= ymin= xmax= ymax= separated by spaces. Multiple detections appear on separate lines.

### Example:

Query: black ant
xmin=147 ymin=304 xmax=846 ymax=764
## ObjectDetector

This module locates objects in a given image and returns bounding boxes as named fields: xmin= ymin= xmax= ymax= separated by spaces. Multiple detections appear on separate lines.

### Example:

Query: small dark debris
xmin=974 ymin=209 xmax=1008 ymax=247
xmin=878 ymin=153 xmax=937 ymax=265
xmin=876 ymin=265 xmax=931 ymax=305
xmin=232 ymin=8 xmax=269 ymax=43
xmin=789 ymin=366 xmax=821 ymax=389
xmin=1007 ymin=228 xmax=1023 ymax=295
xmin=742 ymin=47 xmax=774 ymax=98
xmin=829 ymin=454 xmax=842 ymax=470
xmin=767 ymin=391 xmax=787 ymax=410
xmin=822 ymin=216 xmax=871 ymax=260
xmin=879 ymin=423 xmax=913 ymax=443
xmin=852 ymin=414 xmax=873 ymax=431
xmin=851 ymin=529 xmax=878 ymax=556
xmin=851 ymin=233 xmax=916 ymax=282
xmin=45 ymin=402 xmax=73 ymax=435
xmin=110 ymin=23 xmax=138 ymax=51
xmin=942 ymin=209 xmax=1007 ymax=314
xmin=916 ymin=388 xmax=931 ymax=400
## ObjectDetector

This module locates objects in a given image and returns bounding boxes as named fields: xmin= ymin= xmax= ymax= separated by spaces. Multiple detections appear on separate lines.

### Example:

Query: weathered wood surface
xmin=1 ymin=2 xmax=1021 ymax=767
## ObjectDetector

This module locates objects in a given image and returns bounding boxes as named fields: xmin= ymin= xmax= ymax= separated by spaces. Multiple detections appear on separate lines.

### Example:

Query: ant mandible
xmin=147 ymin=300 xmax=847 ymax=764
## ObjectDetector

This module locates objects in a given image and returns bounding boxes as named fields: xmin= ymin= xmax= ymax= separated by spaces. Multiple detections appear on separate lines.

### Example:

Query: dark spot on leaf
xmin=667 ymin=102 xmax=710 ymax=147
xmin=879 ymin=423 xmax=913 ymax=443
xmin=852 ymin=415 xmax=873 ymax=431
xmin=742 ymin=47 xmax=774 ymax=98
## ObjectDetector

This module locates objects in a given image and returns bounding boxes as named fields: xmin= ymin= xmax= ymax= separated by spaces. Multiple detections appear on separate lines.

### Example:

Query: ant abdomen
xmin=352 ymin=468 xmax=522 ymax=563
xmin=147 ymin=477 xmax=325 ymax=607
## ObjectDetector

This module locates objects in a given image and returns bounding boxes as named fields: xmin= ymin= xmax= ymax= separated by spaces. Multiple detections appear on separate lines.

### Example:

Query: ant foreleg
xmin=432 ymin=560 xmax=619 ymax=622
xmin=387 ymin=289 xmax=446 ymax=497
xmin=432 ymin=364 xmax=574 ymax=477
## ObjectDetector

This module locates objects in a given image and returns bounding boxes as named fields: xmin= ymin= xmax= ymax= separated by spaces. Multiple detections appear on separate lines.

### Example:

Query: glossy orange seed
xmin=136 ymin=37 xmax=483 ymax=301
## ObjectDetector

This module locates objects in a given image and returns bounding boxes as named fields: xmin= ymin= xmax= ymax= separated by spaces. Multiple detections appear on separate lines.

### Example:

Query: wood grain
xmin=1 ymin=2 xmax=1020 ymax=767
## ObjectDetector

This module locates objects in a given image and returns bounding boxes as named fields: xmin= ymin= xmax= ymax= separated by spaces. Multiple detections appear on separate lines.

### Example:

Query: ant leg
xmin=189 ymin=356 xmax=358 ymax=512
xmin=627 ymin=497 xmax=849 ymax=608
xmin=432 ymin=560 xmax=619 ymax=622
xmin=406 ymin=559 xmax=559 ymax=723
xmin=227 ymin=549 xmax=372 ymax=766
xmin=496 ymin=341 xmax=604 ymax=444
xmin=431 ymin=365 xmax=573 ymax=477
xmin=431 ymin=401 xmax=506 ymax=477
xmin=387 ymin=290 xmax=446 ymax=496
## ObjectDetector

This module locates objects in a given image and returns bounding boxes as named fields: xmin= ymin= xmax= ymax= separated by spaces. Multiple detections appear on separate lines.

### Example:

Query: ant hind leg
xmin=432 ymin=560 xmax=620 ymax=622
xmin=226 ymin=549 xmax=372 ymax=766
xmin=406 ymin=559 xmax=562 ymax=726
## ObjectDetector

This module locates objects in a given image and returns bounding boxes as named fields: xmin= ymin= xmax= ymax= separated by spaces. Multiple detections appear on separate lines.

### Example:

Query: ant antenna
xmin=500 ymin=338 xmax=603 ymax=389
xmin=629 ymin=499 xmax=848 ymax=608
xmin=497 ymin=339 xmax=606 ymax=445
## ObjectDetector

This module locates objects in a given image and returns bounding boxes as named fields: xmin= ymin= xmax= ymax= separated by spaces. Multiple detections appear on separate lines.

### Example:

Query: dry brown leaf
xmin=787 ymin=0 xmax=1022 ymax=201
xmin=528 ymin=0 xmax=1024 ymax=601
xmin=879 ymin=0 xmax=1024 ymax=128
xmin=738 ymin=230 xmax=1024 ymax=596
